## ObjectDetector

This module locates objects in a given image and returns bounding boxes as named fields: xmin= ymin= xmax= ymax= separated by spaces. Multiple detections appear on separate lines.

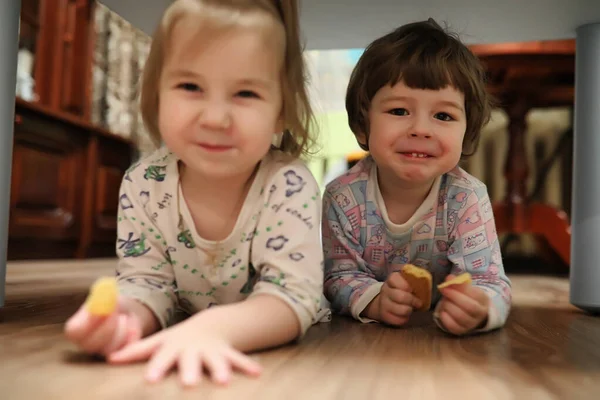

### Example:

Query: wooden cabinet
xmin=19 ymin=0 xmax=94 ymax=118
xmin=9 ymin=1 xmax=135 ymax=260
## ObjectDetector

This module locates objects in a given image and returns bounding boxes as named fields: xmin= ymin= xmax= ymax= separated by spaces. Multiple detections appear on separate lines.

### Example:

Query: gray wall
xmin=100 ymin=0 xmax=600 ymax=49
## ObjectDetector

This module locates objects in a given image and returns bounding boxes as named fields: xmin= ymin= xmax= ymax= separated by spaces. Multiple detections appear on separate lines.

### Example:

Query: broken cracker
xmin=400 ymin=264 xmax=432 ymax=311
xmin=85 ymin=277 xmax=118 ymax=316
xmin=437 ymin=272 xmax=472 ymax=289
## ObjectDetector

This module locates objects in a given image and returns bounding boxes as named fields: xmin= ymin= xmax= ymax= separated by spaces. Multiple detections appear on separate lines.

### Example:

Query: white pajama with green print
xmin=115 ymin=146 xmax=331 ymax=336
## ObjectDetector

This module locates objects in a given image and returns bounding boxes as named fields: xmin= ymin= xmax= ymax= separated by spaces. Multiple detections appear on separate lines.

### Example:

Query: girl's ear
xmin=275 ymin=115 xmax=285 ymax=133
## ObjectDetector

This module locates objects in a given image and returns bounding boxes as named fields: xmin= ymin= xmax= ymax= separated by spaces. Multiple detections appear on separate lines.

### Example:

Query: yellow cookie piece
xmin=85 ymin=277 xmax=118 ymax=316
xmin=437 ymin=272 xmax=472 ymax=289
xmin=400 ymin=264 xmax=432 ymax=311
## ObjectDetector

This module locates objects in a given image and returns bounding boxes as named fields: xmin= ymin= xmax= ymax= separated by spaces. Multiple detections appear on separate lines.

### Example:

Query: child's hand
xmin=364 ymin=271 xmax=423 ymax=326
xmin=436 ymin=274 xmax=490 ymax=335
xmin=107 ymin=316 xmax=262 ymax=387
xmin=64 ymin=297 xmax=143 ymax=357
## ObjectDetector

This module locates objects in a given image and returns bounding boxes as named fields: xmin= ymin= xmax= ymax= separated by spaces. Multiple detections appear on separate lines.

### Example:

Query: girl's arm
xmin=115 ymin=163 xmax=178 ymax=335
xmin=186 ymin=294 xmax=300 ymax=352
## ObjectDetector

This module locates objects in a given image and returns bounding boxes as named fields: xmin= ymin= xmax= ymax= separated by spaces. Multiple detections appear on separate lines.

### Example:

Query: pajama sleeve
xmin=115 ymin=170 xmax=177 ymax=329
xmin=435 ymin=184 xmax=512 ymax=333
xmin=249 ymin=164 xmax=325 ymax=337
xmin=322 ymin=189 xmax=383 ymax=323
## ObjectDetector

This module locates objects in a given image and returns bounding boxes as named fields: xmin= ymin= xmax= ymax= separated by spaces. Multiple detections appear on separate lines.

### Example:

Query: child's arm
xmin=114 ymin=171 xmax=178 ymax=335
xmin=186 ymin=293 xmax=301 ymax=352
xmin=240 ymin=165 xmax=325 ymax=341
xmin=437 ymin=184 xmax=512 ymax=333
xmin=65 ymin=170 xmax=178 ymax=355
xmin=321 ymin=189 xmax=382 ymax=322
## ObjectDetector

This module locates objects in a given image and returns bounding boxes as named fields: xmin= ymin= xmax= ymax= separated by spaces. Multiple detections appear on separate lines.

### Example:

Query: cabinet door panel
xmin=9 ymin=114 xmax=87 ymax=240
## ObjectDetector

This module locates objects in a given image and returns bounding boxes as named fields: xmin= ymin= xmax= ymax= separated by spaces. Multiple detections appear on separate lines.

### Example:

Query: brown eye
xmin=388 ymin=108 xmax=408 ymax=116
xmin=435 ymin=112 xmax=454 ymax=121
xmin=237 ymin=90 xmax=259 ymax=99
xmin=177 ymin=83 xmax=200 ymax=92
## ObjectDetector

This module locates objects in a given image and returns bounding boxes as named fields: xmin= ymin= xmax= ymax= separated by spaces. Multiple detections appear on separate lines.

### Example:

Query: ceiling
xmin=99 ymin=0 xmax=600 ymax=49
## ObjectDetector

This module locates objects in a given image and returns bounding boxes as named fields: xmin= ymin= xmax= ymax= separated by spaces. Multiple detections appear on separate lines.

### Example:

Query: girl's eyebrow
xmin=163 ymin=69 xmax=275 ymax=90
xmin=237 ymin=78 xmax=276 ymax=90
xmin=164 ymin=68 xmax=201 ymax=80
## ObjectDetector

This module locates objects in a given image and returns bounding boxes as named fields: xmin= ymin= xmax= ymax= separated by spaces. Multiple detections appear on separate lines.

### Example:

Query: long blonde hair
xmin=139 ymin=0 xmax=316 ymax=158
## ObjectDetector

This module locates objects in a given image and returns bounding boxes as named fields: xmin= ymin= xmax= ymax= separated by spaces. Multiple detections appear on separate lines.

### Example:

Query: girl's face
xmin=158 ymin=19 xmax=284 ymax=181
xmin=361 ymin=80 xmax=467 ymax=188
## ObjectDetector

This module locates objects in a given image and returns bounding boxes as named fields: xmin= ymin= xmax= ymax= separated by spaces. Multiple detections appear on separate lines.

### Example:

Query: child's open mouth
xmin=400 ymin=152 xmax=432 ymax=159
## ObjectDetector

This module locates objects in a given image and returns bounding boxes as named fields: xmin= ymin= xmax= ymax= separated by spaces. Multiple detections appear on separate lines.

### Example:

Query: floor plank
xmin=1 ymin=259 xmax=599 ymax=399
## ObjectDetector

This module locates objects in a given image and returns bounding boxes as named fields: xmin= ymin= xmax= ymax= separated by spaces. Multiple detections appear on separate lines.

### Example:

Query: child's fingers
xmin=439 ymin=310 xmax=467 ymax=335
xmin=386 ymin=272 xmax=411 ymax=292
xmin=124 ymin=315 xmax=143 ymax=345
xmin=444 ymin=274 xmax=457 ymax=282
xmin=179 ymin=351 xmax=202 ymax=387
xmin=64 ymin=306 xmax=104 ymax=342
xmin=379 ymin=299 xmax=411 ymax=326
xmin=203 ymin=352 xmax=232 ymax=385
xmin=382 ymin=297 xmax=413 ymax=318
xmin=380 ymin=310 xmax=409 ymax=326
xmin=78 ymin=312 xmax=121 ymax=354
xmin=108 ymin=333 xmax=161 ymax=364
xmin=103 ymin=314 xmax=132 ymax=355
xmin=441 ymin=300 xmax=476 ymax=331
xmin=145 ymin=345 xmax=178 ymax=383
xmin=385 ymin=287 xmax=417 ymax=306
xmin=439 ymin=287 xmax=487 ymax=319
xmin=225 ymin=348 xmax=262 ymax=377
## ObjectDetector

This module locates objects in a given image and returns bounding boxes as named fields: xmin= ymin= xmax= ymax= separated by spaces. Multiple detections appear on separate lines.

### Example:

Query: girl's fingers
xmin=203 ymin=351 xmax=232 ymax=385
xmin=225 ymin=348 xmax=262 ymax=377
xmin=77 ymin=312 xmax=120 ymax=354
xmin=145 ymin=345 xmax=178 ymax=383
xmin=178 ymin=351 xmax=202 ymax=387
xmin=64 ymin=306 xmax=105 ymax=343
xmin=108 ymin=333 xmax=161 ymax=364
xmin=103 ymin=314 xmax=130 ymax=354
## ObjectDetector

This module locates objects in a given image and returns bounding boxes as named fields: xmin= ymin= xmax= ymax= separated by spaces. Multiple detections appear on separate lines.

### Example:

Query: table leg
xmin=570 ymin=22 xmax=600 ymax=313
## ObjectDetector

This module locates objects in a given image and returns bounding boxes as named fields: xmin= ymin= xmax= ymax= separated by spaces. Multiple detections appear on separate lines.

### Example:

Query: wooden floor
xmin=2 ymin=259 xmax=600 ymax=400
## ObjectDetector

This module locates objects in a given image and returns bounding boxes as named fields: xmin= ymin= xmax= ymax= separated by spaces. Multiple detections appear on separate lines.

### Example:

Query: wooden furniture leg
xmin=493 ymin=99 xmax=572 ymax=266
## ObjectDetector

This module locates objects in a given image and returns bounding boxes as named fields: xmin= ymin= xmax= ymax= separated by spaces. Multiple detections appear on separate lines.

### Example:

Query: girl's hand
xmin=436 ymin=274 xmax=490 ymax=335
xmin=107 ymin=316 xmax=262 ymax=387
xmin=64 ymin=297 xmax=143 ymax=357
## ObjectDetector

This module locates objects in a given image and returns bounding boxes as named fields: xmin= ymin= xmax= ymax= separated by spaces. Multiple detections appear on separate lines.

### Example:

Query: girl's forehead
xmin=165 ymin=16 xmax=284 ymax=65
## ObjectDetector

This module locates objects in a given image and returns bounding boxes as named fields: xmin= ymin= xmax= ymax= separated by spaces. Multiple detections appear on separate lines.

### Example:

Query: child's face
xmin=363 ymin=80 xmax=466 ymax=185
xmin=158 ymin=21 xmax=284 ymax=180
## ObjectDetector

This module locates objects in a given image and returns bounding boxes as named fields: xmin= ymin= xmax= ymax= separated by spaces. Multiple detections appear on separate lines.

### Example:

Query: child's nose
xmin=409 ymin=118 xmax=433 ymax=139
xmin=199 ymin=102 xmax=231 ymax=130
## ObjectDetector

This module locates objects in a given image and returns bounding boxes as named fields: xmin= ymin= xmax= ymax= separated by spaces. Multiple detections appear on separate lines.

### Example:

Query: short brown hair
xmin=345 ymin=18 xmax=493 ymax=157
xmin=140 ymin=0 xmax=316 ymax=158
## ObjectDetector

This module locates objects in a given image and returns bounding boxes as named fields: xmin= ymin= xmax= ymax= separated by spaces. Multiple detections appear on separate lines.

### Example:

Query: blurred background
xmin=11 ymin=0 xmax=580 ymax=274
